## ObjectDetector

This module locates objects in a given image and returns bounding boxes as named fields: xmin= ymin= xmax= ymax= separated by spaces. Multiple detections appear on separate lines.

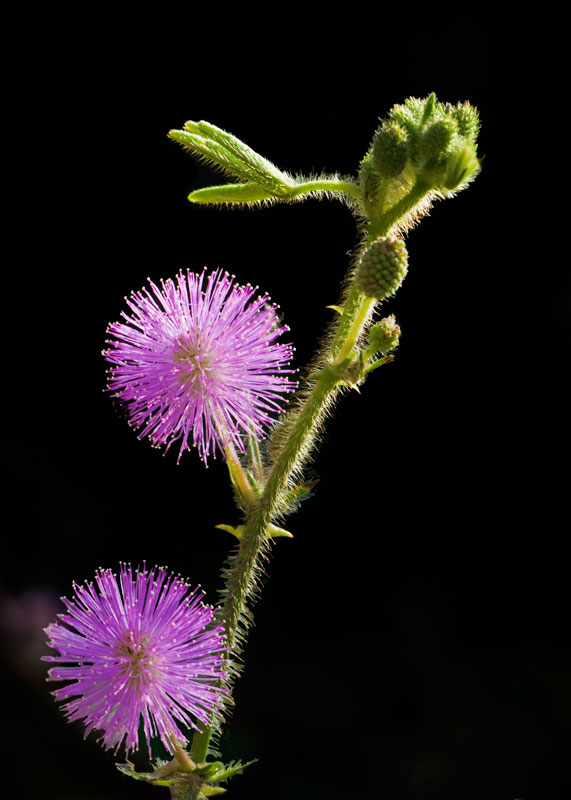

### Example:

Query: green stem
xmin=190 ymin=180 xmax=432 ymax=763
xmin=289 ymin=179 xmax=363 ymax=206
xmin=331 ymin=287 xmax=376 ymax=362
xmin=190 ymin=264 xmax=376 ymax=760
xmin=189 ymin=724 xmax=211 ymax=765
xmin=363 ymin=355 xmax=392 ymax=375
xmin=367 ymin=178 xmax=433 ymax=239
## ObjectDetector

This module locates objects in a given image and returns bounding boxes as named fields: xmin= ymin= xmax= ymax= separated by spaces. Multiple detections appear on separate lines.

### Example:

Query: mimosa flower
xmin=44 ymin=565 xmax=226 ymax=756
xmin=103 ymin=269 xmax=296 ymax=463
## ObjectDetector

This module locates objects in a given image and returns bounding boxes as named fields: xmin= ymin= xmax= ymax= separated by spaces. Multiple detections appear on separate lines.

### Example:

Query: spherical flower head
xmin=44 ymin=565 xmax=226 ymax=757
xmin=103 ymin=268 xmax=297 ymax=463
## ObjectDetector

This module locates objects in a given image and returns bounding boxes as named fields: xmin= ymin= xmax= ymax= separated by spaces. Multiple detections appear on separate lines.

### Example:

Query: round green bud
xmin=359 ymin=152 xmax=381 ymax=206
xmin=418 ymin=118 xmax=457 ymax=165
xmin=451 ymin=101 xmax=480 ymax=142
xmin=368 ymin=315 xmax=401 ymax=353
xmin=390 ymin=97 xmax=426 ymax=130
xmin=372 ymin=121 xmax=408 ymax=178
xmin=355 ymin=236 xmax=409 ymax=300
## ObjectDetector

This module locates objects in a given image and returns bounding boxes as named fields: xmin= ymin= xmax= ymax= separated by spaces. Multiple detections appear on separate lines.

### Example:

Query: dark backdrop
xmin=1 ymin=13 xmax=567 ymax=800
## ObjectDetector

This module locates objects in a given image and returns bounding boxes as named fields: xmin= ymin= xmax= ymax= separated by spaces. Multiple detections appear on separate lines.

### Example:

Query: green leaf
xmin=267 ymin=523 xmax=293 ymax=539
xmin=196 ymin=761 xmax=225 ymax=779
xmin=170 ymin=122 xmax=293 ymax=196
xmin=201 ymin=785 xmax=227 ymax=796
xmin=188 ymin=183 xmax=277 ymax=205
xmin=116 ymin=761 xmax=160 ymax=782
xmin=282 ymin=481 xmax=318 ymax=512
xmin=190 ymin=121 xmax=293 ymax=192
xmin=363 ymin=353 xmax=394 ymax=375
xmin=207 ymin=759 xmax=258 ymax=784
xmin=215 ymin=524 xmax=244 ymax=540
xmin=216 ymin=523 xmax=292 ymax=540
xmin=420 ymin=92 xmax=437 ymax=126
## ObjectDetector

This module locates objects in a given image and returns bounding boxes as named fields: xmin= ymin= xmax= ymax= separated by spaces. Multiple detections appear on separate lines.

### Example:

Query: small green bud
xmin=355 ymin=236 xmax=408 ymax=300
xmin=418 ymin=118 xmax=457 ymax=164
xmin=390 ymin=96 xmax=427 ymax=131
xmin=386 ymin=96 xmax=440 ymax=168
xmin=443 ymin=143 xmax=480 ymax=190
xmin=372 ymin=121 xmax=408 ymax=178
xmin=359 ymin=152 xmax=381 ymax=205
xmin=450 ymin=101 xmax=480 ymax=142
xmin=367 ymin=315 xmax=401 ymax=353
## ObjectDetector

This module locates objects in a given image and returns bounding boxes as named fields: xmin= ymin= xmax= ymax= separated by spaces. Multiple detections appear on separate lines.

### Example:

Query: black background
xmin=1 ymin=12 xmax=568 ymax=800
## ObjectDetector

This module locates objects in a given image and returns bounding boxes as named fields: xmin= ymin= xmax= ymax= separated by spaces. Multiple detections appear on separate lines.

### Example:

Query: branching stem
xmin=191 ymin=184 xmax=431 ymax=764
xmin=178 ymin=95 xmax=481 ymax=771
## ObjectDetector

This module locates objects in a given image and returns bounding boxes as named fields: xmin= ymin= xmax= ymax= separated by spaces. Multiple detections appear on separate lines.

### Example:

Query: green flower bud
xmin=390 ymin=96 xmax=428 ymax=131
xmin=443 ymin=143 xmax=480 ymax=190
xmin=355 ymin=236 xmax=408 ymax=300
xmin=450 ymin=101 xmax=480 ymax=142
xmin=387 ymin=95 xmax=441 ymax=167
xmin=359 ymin=151 xmax=381 ymax=205
xmin=368 ymin=314 xmax=401 ymax=353
xmin=418 ymin=118 xmax=457 ymax=165
xmin=372 ymin=121 xmax=408 ymax=178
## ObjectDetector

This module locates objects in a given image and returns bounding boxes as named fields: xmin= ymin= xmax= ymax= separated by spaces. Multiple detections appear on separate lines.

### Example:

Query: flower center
xmin=113 ymin=631 xmax=155 ymax=680
xmin=173 ymin=333 xmax=222 ymax=391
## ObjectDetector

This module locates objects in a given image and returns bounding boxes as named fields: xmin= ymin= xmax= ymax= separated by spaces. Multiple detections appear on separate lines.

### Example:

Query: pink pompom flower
xmin=103 ymin=268 xmax=296 ymax=463
xmin=44 ymin=565 xmax=226 ymax=756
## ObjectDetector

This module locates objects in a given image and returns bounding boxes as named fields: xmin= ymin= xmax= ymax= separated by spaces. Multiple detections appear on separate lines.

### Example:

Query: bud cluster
xmin=359 ymin=94 xmax=480 ymax=218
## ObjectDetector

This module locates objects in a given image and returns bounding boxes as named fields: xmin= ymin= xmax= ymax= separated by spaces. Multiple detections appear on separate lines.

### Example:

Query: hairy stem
xmin=367 ymin=178 xmax=433 ymax=239
xmin=190 ymin=261 xmax=377 ymax=760
xmin=289 ymin=178 xmax=364 ymax=206
xmin=191 ymin=185 xmax=422 ymax=759
xmin=331 ymin=287 xmax=376 ymax=361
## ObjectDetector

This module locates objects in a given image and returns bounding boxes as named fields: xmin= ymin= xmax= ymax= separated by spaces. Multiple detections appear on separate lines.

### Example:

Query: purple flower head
xmin=44 ymin=564 xmax=226 ymax=756
xmin=104 ymin=268 xmax=297 ymax=463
